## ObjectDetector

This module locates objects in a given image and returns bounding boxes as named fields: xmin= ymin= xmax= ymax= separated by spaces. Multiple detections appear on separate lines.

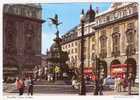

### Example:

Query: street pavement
xmin=3 ymin=80 xmax=139 ymax=96
xmin=3 ymin=90 xmax=139 ymax=96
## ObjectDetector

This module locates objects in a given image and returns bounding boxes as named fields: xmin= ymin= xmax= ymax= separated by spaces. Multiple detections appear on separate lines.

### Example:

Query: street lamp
xmin=79 ymin=9 xmax=86 ymax=95
xmin=126 ymin=44 xmax=129 ymax=78
xmin=94 ymin=55 xmax=100 ymax=95
xmin=126 ymin=44 xmax=132 ymax=95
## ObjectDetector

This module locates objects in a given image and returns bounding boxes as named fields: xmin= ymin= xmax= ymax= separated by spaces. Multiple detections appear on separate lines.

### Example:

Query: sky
xmin=41 ymin=2 xmax=111 ymax=54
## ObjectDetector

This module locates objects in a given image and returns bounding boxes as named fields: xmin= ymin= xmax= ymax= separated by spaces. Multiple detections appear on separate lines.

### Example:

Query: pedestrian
xmin=16 ymin=77 xmax=25 ymax=96
xmin=117 ymin=77 xmax=122 ymax=92
xmin=114 ymin=76 xmax=118 ymax=92
xmin=72 ymin=76 xmax=76 ymax=88
xmin=98 ymin=76 xmax=104 ymax=95
xmin=128 ymin=73 xmax=133 ymax=95
xmin=94 ymin=76 xmax=99 ymax=95
xmin=122 ymin=77 xmax=128 ymax=92
xmin=15 ymin=77 xmax=21 ymax=95
xmin=27 ymin=76 xmax=34 ymax=96
xmin=47 ymin=74 xmax=50 ymax=82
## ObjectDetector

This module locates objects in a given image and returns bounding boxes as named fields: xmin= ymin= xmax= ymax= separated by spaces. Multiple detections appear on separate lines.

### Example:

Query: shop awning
xmin=111 ymin=64 xmax=127 ymax=68
xmin=84 ymin=68 xmax=92 ymax=74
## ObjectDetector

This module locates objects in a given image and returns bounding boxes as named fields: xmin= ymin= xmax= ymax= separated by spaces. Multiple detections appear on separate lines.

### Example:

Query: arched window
xmin=126 ymin=22 xmax=136 ymax=55
xmin=112 ymin=26 xmax=120 ymax=57
xmin=100 ymin=30 xmax=107 ymax=58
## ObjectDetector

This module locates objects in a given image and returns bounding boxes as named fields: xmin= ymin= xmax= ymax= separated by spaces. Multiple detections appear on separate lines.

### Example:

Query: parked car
xmin=103 ymin=76 xmax=115 ymax=90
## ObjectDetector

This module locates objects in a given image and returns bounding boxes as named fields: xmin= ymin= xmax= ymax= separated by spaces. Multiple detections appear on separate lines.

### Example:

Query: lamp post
xmin=126 ymin=44 xmax=132 ymax=95
xmin=94 ymin=55 xmax=100 ymax=95
xmin=79 ymin=9 xmax=86 ymax=95
xmin=126 ymin=44 xmax=132 ymax=78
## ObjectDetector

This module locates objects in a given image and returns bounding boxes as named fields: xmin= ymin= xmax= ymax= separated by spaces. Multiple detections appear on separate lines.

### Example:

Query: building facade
xmin=61 ymin=2 xmax=139 ymax=81
xmin=94 ymin=2 xmax=138 ymax=81
xmin=3 ymin=4 xmax=45 ymax=81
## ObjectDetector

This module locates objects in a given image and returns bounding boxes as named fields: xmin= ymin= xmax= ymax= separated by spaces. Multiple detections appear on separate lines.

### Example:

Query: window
xmin=126 ymin=22 xmax=136 ymax=55
xmin=71 ymin=49 xmax=74 ymax=54
xmin=71 ymin=43 xmax=74 ymax=47
xmin=32 ymin=10 xmax=36 ymax=17
xmin=123 ymin=9 xmax=127 ymax=16
xmin=128 ymin=22 xmax=134 ymax=29
xmin=92 ymin=37 xmax=95 ymax=42
xmin=114 ymin=12 xmax=118 ymax=19
xmin=113 ymin=25 xmax=119 ymax=33
xmin=75 ymin=56 xmax=77 ymax=61
xmin=62 ymin=46 xmax=64 ymax=50
xmin=112 ymin=28 xmax=120 ymax=57
xmin=96 ymin=20 xmax=99 ymax=25
xmin=75 ymin=48 xmax=77 ymax=53
xmin=65 ymin=45 xmax=67 ymax=49
xmin=106 ymin=15 xmax=110 ymax=21
xmin=68 ymin=50 xmax=70 ymax=54
xmin=68 ymin=44 xmax=70 ymax=48
xmin=126 ymin=9 xmax=130 ymax=15
xmin=71 ymin=56 xmax=74 ymax=62
xmin=133 ymin=5 xmax=137 ymax=13
xmin=92 ymin=44 xmax=95 ymax=50
xmin=128 ymin=8 xmax=132 ymax=15
xmin=110 ymin=14 xmax=114 ymax=21
xmin=120 ymin=11 xmax=123 ymax=18
xmin=103 ymin=17 xmax=106 ymax=23
xmin=100 ymin=30 xmax=107 ymax=58
xmin=75 ymin=41 xmax=77 ymax=46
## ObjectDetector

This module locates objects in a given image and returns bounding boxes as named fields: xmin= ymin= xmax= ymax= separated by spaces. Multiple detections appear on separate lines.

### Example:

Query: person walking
xmin=117 ymin=77 xmax=122 ymax=92
xmin=122 ymin=77 xmax=128 ymax=92
xmin=16 ymin=77 xmax=25 ymax=96
xmin=98 ymin=76 xmax=104 ymax=95
xmin=15 ymin=77 xmax=21 ymax=95
xmin=114 ymin=76 xmax=118 ymax=92
xmin=27 ymin=76 xmax=34 ymax=96
xmin=94 ymin=76 xmax=100 ymax=95
xmin=128 ymin=73 xmax=133 ymax=95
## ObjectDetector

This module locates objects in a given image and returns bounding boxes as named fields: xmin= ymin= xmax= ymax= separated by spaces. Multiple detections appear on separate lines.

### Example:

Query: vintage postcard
xmin=1 ymin=0 xmax=139 ymax=99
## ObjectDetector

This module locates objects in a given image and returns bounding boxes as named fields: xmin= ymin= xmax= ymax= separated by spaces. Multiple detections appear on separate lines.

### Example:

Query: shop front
xmin=84 ymin=68 xmax=96 ymax=80
xmin=111 ymin=64 xmax=127 ymax=78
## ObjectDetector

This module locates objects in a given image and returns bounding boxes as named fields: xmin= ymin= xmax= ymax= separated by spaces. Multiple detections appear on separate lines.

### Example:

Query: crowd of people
xmin=71 ymin=72 xmax=135 ymax=95
xmin=113 ymin=73 xmax=134 ymax=94
xmin=14 ymin=68 xmax=134 ymax=96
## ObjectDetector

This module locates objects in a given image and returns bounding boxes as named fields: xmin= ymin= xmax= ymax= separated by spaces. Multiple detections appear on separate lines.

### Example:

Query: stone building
xmin=61 ymin=2 xmax=139 ymax=81
xmin=61 ymin=5 xmax=96 ymax=75
xmin=94 ymin=2 xmax=138 ymax=81
xmin=3 ymin=4 xmax=45 ymax=81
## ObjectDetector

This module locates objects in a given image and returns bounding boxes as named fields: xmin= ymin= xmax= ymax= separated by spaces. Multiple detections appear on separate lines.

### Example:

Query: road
xmin=3 ymin=80 xmax=139 ymax=96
